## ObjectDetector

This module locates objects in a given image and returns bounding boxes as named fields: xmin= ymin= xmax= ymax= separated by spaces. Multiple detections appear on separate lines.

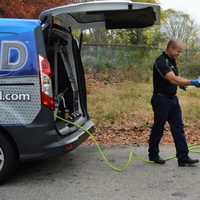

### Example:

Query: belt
xmin=154 ymin=93 xmax=176 ymax=98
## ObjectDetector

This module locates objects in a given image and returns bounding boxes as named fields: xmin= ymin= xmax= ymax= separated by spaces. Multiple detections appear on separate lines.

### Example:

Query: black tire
xmin=0 ymin=133 xmax=18 ymax=184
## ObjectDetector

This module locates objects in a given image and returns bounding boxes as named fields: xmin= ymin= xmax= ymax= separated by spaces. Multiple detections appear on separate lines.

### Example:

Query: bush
xmin=82 ymin=45 xmax=200 ymax=82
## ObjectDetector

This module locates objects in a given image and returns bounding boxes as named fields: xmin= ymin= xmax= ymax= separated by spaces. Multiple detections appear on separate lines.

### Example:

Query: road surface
xmin=0 ymin=144 xmax=200 ymax=200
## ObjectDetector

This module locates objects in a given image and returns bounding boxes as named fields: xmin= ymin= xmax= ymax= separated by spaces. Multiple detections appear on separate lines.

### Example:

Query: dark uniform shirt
xmin=153 ymin=52 xmax=178 ymax=96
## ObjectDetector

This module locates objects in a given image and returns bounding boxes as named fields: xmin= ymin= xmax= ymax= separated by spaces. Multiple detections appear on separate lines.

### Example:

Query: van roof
xmin=0 ymin=18 xmax=40 ymax=33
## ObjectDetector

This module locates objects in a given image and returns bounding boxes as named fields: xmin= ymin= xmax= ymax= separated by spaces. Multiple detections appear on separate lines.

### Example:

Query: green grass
xmin=87 ymin=80 xmax=200 ymax=129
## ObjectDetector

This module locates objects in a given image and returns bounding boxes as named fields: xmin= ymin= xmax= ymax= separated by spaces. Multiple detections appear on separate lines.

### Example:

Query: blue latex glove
xmin=191 ymin=77 xmax=200 ymax=87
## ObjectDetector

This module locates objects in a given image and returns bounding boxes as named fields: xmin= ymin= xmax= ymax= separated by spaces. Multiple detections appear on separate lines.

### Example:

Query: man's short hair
xmin=167 ymin=39 xmax=183 ymax=50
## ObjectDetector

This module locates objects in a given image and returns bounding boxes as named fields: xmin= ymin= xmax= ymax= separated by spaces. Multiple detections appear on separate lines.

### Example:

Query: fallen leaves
xmin=84 ymin=124 xmax=200 ymax=146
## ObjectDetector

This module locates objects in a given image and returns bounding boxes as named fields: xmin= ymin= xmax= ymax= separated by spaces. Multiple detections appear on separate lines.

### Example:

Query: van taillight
xmin=39 ymin=55 xmax=55 ymax=110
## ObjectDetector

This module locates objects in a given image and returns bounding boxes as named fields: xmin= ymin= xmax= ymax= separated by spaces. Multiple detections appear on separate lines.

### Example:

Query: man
xmin=148 ymin=39 xmax=200 ymax=167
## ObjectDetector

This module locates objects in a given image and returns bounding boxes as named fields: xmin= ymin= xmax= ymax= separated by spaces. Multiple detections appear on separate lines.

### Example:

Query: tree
xmin=127 ymin=0 xmax=160 ymax=45
xmin=83 ymin=0 xmax=161 ymax=45
xmin=108 ymin=0 xmax=160 ymax=46
xmin=162 ymin=10 xmax=200 ymax=49
xmin=0 ymin=0 xmax=74 ymax=18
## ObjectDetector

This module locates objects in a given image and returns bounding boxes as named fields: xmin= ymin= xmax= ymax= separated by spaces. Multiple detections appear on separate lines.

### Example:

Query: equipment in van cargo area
xmin=44 ymin=26 xmax=89 ymax=135
xmin=0 ymin=0 xmax=160 ymax=183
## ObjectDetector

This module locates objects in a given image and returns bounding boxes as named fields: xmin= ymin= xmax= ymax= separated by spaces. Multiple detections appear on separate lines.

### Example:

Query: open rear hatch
xmin=40 ymin=0 xmax=160 ymax=30
xmin=40 ymin=0 xmax=160 ymax=136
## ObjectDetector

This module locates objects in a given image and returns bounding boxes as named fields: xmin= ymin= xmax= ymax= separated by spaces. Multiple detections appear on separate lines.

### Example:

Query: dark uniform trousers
xmin=148 ymin=94 xmax=189 ymax=160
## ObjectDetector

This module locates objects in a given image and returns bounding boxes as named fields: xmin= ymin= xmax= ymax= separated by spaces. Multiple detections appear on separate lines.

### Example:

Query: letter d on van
xmin=0 ymin=41 xmax=28 ymax=71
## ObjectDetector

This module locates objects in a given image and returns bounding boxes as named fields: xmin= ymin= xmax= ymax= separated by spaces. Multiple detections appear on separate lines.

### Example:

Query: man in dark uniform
xmin=148 ymin=40 xmax=200 ymax=167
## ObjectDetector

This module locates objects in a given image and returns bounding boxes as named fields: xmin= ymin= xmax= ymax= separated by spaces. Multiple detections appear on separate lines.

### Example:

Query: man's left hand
xmin=179 ymin=86 xmax=187 ymax=91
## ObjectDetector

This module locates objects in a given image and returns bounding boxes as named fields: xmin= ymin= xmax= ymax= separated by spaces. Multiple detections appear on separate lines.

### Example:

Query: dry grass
xmin=85 ymin=74 xmax=200 ymax=145
xmin=87 ymin=78 xmax=200 ymax=130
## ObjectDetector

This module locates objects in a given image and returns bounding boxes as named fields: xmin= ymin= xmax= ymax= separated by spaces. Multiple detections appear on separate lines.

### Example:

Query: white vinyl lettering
xmin=0 ymin=41 xmax=28 ymax=71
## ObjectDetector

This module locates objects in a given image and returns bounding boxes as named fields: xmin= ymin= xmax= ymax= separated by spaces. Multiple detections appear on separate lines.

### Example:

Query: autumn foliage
xmin=0 ymin=0 xmax=76 ymax=19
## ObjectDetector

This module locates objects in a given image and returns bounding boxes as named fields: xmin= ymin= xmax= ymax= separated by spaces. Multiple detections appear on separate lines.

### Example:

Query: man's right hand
xmin=191 ymin=78 xmax=200 ymax=88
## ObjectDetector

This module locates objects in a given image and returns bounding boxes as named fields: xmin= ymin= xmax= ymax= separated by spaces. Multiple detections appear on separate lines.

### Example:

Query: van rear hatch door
xmin=39 ymin=0 xmax=160 ymax=30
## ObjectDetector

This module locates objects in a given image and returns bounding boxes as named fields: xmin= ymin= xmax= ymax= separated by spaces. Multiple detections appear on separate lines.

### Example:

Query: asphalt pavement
xmin=0 ymin=144 xmax=200 ymax=200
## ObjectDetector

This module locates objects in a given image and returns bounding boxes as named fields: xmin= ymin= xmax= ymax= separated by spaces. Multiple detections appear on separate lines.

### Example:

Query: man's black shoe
xmin=149 ymin=156 xmax=166 ymax=164
xmin=178 ymin=157 xmax=199 ymax=167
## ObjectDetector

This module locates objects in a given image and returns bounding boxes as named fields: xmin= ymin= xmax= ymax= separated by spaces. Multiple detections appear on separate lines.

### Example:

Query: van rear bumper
xmin=19 ymin=120 xmax=94 ymax=161
xmin=2 ymin=106 xmax=94 ymax=161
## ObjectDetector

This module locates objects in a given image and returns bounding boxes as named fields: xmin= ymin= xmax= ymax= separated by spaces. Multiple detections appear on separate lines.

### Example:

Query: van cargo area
xmin=44 ymin=25 xmax=89 ymax=136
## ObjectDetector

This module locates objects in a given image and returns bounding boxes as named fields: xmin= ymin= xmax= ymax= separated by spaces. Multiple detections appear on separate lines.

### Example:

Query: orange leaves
xmin=0 ymin=0 xmax=74 ymax=18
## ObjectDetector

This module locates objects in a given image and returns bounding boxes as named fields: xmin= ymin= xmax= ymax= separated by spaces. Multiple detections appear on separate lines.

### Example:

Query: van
xmin=0 ymin=0 xmax=160 ymax=182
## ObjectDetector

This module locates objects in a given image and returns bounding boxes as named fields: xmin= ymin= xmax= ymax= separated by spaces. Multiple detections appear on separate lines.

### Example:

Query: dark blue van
xmin=0 ymin=0 xmax=160 ymax=182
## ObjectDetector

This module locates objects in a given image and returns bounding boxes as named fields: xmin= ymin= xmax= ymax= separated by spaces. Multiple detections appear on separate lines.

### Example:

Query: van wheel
xmin=0 ymin=133 xmax=18 ymax=183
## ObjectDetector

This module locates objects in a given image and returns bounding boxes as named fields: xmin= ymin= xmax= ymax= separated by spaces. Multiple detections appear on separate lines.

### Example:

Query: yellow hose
xmin=56 ymin=115 xmax=200 ymax=172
